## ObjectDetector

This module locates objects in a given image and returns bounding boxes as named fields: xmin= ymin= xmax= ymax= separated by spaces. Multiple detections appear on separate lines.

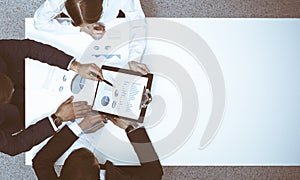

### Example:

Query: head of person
xmin=65 ymin=0 xmax=103 ymax=27
xmin=60 ymin=148 xmax=100 ymax=180
xmin=0 ymin=74 xmax=14 ymax=105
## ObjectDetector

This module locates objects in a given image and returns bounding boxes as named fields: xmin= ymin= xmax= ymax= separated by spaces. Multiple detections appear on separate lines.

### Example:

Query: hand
xmin=80 ymin=23 xmax=106 ymax=40
xmin=54 ymin=96 xmax=91 ymax=122
xmin=128 ymin=61 xmax=150 ymax=75
xmin=78 ymin=114 xmax=107 ymax=133
xmin=109 ymin=117 xmax=132 ymax=130
xmin=76 ymin=62 xmax=103 ymax=81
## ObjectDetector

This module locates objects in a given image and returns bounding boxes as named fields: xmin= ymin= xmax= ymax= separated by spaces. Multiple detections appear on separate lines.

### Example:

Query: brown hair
xmin=65 ymin=0 xmax=103 ymax=27
xmin=0 ymin=74 xmax=14 ymax=105
xmin=59 ymin=148 xmax=100 ymax=180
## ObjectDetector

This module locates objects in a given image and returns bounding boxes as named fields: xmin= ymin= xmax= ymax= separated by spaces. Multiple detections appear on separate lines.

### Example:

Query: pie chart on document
xmin=71 ymin=74 xmax=86 ymax=94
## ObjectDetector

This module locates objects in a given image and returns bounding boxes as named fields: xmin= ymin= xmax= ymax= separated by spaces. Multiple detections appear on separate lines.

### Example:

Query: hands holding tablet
xmin=76 ymin=112 xmax=133 ymax=134
xmin=78 ymin=113 xmax=106 ymax=134
xmin=128 ymin=61 xmax=150 ymax=75
xmin=69 ymin=60 xmax=150 ymax=83
xmin=79 ymin=113 xmax=139 ymax=134
xmin=109 ymin=117 xmax=132 ymax=130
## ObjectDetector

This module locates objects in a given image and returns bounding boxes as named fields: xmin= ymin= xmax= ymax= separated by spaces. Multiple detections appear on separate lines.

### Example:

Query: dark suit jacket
xmin=33 ymin=126 xmax=163 ymax=180
xmin=0 ymin=39 xmax=73 ymax=156
xmin=0 ymin=104 xmax=56 ymax=156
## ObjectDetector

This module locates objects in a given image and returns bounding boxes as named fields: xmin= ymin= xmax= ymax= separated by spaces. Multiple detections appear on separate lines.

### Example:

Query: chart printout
xmin=92 ymin=69 xmax=148 ymax=120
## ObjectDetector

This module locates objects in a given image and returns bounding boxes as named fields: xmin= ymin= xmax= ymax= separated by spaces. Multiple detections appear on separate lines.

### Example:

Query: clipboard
xmin=92 ymin=65 xmax=153 ymax=123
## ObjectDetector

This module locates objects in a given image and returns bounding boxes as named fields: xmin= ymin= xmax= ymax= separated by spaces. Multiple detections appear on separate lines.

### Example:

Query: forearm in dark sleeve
xmin=0 ymin=118 xmax=55 ymax=156
xmin=0 ymin=39 xmax=73 ymax=70
xmin=33 ymin=126 xmax=78 ymax=179
xmin=127 ymin=128 xmax=163 ymax=179
xmin=24 ymin=39 xmax=73 ymax=69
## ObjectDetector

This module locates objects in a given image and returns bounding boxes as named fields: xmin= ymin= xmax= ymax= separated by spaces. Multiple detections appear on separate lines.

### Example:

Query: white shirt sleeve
xmin=33 ymin=0 xmax=81 ymax=34
xmin=67 ymin=57 xmax=76 ymax=70
xmin=121 ymin=0 xmax=147 ymax=62
xmin=68 ymin=122 xmax=83 ymax=137
xmin=100 ymin=169 xmax=106 ymax=180
xmin=47 ymin=116 xmax=59 ymax=132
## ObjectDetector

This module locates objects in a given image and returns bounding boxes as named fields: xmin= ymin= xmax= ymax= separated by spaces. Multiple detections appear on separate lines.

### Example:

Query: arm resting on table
xmin=0 ymin=118 xmax=55 ymax=156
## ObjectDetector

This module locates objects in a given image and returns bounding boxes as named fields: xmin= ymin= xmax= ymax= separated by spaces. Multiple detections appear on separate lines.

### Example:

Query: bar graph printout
xmin=92 ymin=66 xmax=153 ymax=122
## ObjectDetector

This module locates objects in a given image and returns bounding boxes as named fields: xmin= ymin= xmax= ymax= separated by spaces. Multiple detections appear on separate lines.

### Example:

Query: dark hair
xmin=60 ymin=148 xmax=100 ymax=180
xmin=0 ymin=74 xmax=14 ymax=105
xmin=65 ymin=0 xmax=103 ymax=27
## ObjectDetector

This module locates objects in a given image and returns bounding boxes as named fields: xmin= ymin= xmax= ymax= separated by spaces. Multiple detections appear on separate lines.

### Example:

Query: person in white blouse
xmin=34 ymin=0 xmax=149 ymax=74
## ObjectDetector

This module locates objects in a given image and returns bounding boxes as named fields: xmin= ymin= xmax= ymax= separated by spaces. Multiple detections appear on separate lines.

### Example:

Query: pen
xmin=89 ymin=71 xmax=113 ymax=87
xmin=102 ymin=79 xmax=113 ymax=87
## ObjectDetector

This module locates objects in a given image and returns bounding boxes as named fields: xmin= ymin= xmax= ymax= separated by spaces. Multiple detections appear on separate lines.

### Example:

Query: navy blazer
xmin=33 ymin=126 xmax=163 ymax=180
xmin=0 ymin=39 xmax=73 ymax=156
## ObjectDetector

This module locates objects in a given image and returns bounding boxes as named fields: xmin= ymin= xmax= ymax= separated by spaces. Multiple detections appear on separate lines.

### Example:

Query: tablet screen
xmin=92 ymin=66 xmax=152 ymax=122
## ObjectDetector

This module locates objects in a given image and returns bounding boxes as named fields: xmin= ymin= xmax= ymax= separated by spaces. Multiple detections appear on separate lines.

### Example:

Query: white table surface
xmin=25 ymin=18 xmax=300 ymax=166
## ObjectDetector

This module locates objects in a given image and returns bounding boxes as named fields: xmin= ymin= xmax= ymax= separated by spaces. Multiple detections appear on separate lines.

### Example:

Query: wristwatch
xmin=125 ymin=122 xmax=140 ymax=133
xmin=51 ymin=113 xmax=62 ymax=127
xmin=125 ymin=125 xmax=134 ymax=133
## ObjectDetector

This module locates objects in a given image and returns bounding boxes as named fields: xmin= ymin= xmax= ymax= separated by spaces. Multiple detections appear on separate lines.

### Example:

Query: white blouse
xmin=34 ymin=0 xmax=146 ymax=62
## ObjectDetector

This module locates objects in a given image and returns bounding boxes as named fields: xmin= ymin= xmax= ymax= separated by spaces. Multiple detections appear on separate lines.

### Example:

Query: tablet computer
xmin=92 ymin=65 xmax=153 ymax=123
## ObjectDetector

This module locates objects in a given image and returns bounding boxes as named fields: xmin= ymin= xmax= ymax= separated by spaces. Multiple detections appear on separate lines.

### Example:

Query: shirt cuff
xmin=48 ymin=116 xmax=59 ymax=132
xmin=68 ymin=122 xmax=83 ymax=137
xmin=67 ymin=57 xmax=76 ymax=70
